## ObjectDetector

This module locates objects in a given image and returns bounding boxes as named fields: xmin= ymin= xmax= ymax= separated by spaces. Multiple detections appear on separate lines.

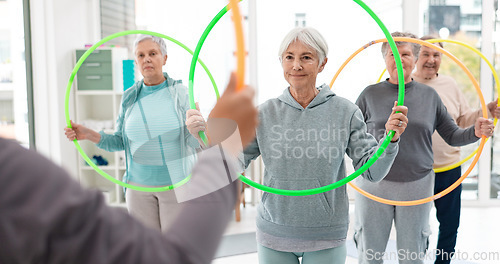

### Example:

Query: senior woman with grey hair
xmin=238 ymin=27 xmax=408 ymax=263
xmin=64 ymin=35 xmax=204 ymax=231
xmin=354 ymin=32 xmax=494 ymax=264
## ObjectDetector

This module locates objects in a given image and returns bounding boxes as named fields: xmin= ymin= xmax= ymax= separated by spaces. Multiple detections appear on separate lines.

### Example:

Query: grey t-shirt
xmin=356 ymin=80 xmax=479 ymax=182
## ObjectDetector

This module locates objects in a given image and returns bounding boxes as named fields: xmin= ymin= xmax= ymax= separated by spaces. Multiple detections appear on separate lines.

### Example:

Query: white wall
xmin=135 ymin=0 xmax=238 ymax=117
xmin=30 ymin=0 xmax=101 ymax=178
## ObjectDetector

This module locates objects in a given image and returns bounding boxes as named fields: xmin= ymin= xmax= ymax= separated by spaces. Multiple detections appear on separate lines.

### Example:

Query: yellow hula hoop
xmin=376 ymin=68 xmax=387 ymax=83
xmin=375 ymin=39 xmax=499 ymax=173
xmin=427 ymin=39 xmax=498 ymax=172
xmin=331 ymin=37 xmax=488 ymax=206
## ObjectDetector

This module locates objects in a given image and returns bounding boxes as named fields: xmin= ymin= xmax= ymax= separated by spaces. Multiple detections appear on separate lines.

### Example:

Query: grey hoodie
xmin=242 ymin=84 xmax=399 ymax=246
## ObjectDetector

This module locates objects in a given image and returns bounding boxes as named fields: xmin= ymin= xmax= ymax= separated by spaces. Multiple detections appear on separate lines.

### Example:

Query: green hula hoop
xmin=188 ymin=0 xmax=405 ymax=196
xmin=65 ymin=30 xmax=218 ymax=192
xmin=187 ymin=2 xmax=239 ymax=145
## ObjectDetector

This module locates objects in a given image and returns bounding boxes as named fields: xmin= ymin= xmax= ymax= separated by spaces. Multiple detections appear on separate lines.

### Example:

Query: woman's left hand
xmin=385 ymin=101 xmax=409 ymax=142
xmin=474 ymin=117 xmax=495 ymax=138
xmin=186 ymin=102 xmax=206 ymax=140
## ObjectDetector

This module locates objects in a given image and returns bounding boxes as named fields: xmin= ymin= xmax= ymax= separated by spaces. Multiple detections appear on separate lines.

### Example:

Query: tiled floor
xmin=214 ymin=203 xmax=500 ymax=264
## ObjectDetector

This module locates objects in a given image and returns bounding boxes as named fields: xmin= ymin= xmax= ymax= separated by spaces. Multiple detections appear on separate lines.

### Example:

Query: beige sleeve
xmin=455 ymin=85 xmax=483 ymax=128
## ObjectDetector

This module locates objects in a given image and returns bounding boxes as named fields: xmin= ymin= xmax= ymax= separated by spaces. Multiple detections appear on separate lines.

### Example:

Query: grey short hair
xmin=278 ymin=27 xmax=328 ymax=66
xmin=133 ymin=35 xmax=167 ymax=56
xmin=381 ymin=32 xmax=420 ymax=60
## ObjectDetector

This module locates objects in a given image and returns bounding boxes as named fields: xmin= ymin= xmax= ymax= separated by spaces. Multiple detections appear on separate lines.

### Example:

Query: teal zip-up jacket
xmin=96 ymin=72 xmax=199 ymax=186
xmin=241 ymin=84 xmax=399 ymax=243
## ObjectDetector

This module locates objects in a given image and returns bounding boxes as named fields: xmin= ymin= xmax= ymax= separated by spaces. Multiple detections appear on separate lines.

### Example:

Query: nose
xmin=292 ymin=59 xmax=302 ymax=70
xmin=399 ymin=58 xmax=406 ymax=67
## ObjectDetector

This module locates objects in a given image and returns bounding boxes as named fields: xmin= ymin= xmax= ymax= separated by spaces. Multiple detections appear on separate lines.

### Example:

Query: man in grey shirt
xmin=0 ymin=73 xmax=258 ymax=264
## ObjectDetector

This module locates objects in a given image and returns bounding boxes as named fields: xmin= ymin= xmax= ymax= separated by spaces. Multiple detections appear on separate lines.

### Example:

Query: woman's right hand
xmin=186 ymin=102 xmax=207 ymax=141
xmin=64 ymin=121 xmax=101 ymax=143
xmin=385 ymin=101 xmax=409 ymax=142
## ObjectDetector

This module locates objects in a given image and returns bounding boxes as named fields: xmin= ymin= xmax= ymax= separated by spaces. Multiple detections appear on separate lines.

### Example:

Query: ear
xmin=163 ymin=54 xmax=168 ymax=65
xmin=318 ymin=57 xmax=328 ymax=73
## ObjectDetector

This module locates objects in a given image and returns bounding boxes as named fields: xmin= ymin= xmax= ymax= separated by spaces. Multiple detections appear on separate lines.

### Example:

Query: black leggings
xmin=434 ymin=166 xmax=462 ymax=264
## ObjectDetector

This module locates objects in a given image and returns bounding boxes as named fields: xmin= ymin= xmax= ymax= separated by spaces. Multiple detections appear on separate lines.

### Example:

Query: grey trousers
xmin=354 ymin=173 xmax=434 ymax=264
xmin=125 ymin=182 xmax=182 ymax=232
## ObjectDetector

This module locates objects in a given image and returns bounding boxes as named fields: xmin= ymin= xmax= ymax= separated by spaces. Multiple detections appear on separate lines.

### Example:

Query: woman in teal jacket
xmin=64 ymin=35 xmax=203 ymax=231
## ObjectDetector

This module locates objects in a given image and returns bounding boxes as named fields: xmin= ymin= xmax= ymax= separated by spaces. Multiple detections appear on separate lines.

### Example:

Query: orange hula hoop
xmin=331 ymin=37 xmax=488 ymax=206
xmin=229 ymin=0 xmax=245 ymax=91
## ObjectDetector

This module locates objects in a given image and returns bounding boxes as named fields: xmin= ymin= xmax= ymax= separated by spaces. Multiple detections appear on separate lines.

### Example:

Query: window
xmin=100 ymin=0 xmax=135 ymax=51
xmin=295 ymin=13 xmax=306 ymax=27
xmin=0 ymin=0 xmax=32 ymax=147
